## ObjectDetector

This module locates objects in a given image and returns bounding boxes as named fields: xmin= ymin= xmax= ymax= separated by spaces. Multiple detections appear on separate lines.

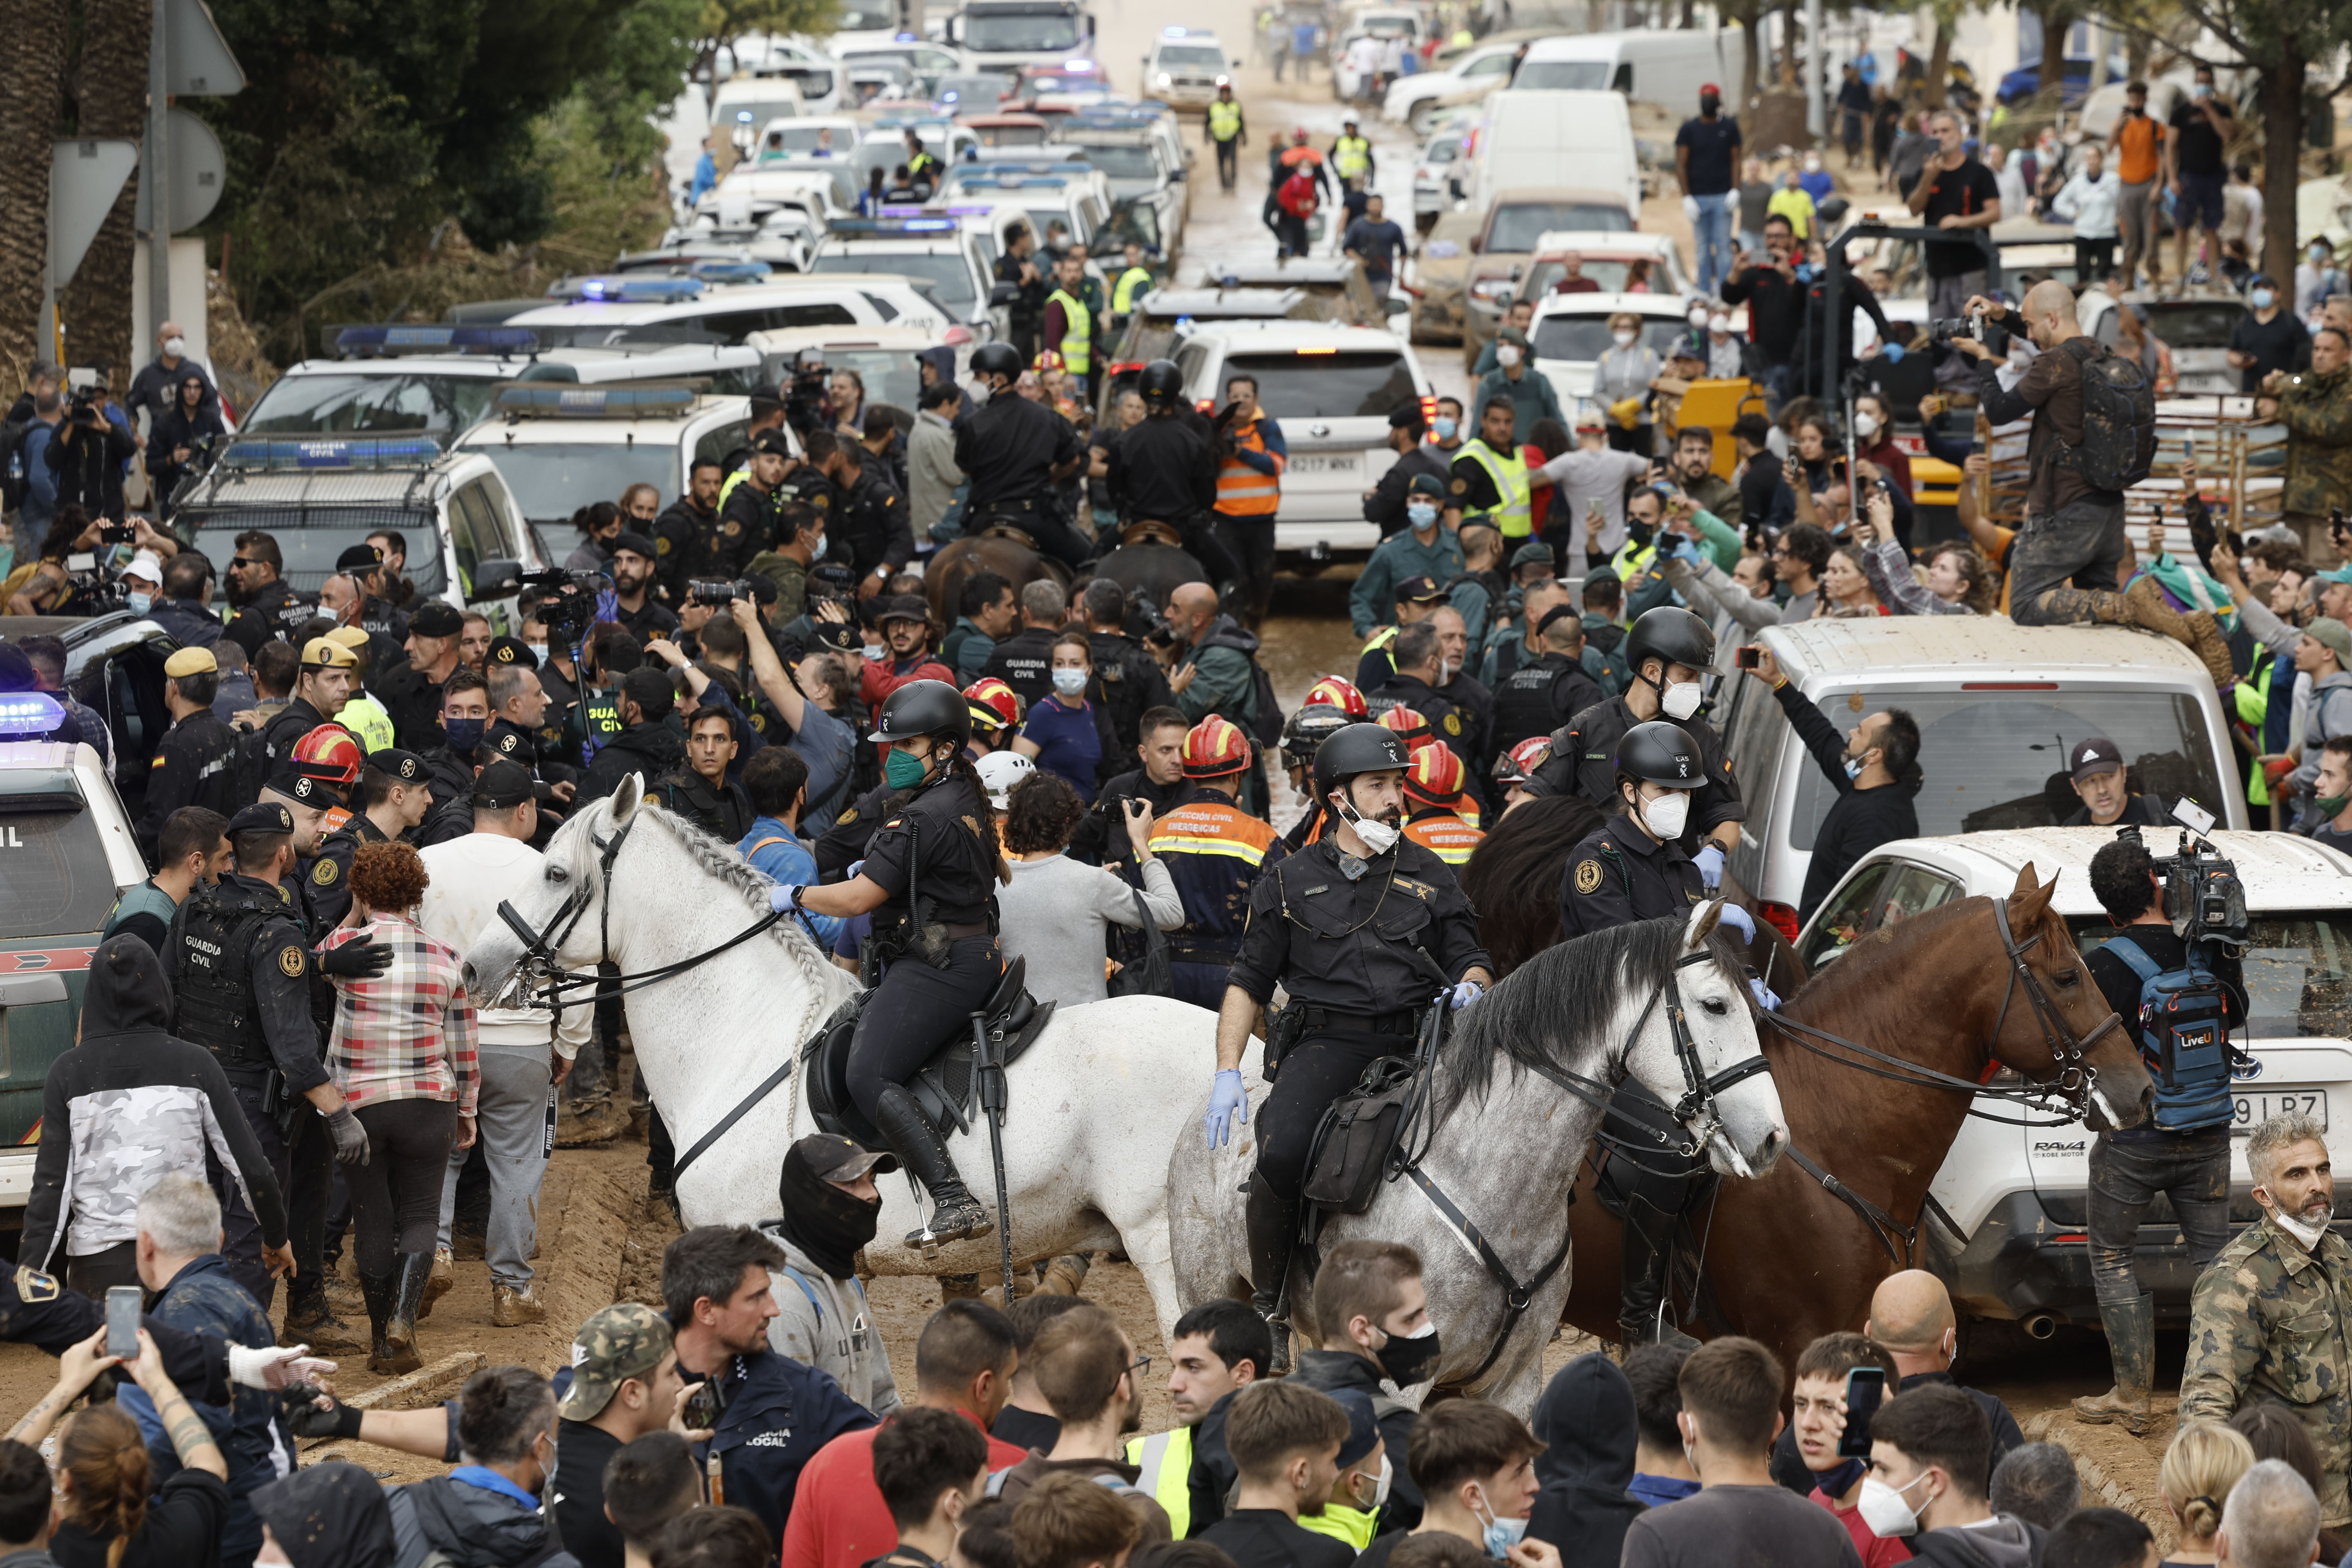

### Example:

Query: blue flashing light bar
xmin=221 ymin=437 xmax=444 ymax=471
xmin=830 ymin=216 xmax=958 ymax=234
xmin=1161 ymin=25 xmax=1187 ymax=35
xmin=494 ymin=384 xmax=700 ymax=418
xmin=0 ymin=693 xmax=65 ymax=736
xmin=550 ymin=276 xmax=707 ymax=303
xmin=688 ymin=259 xmax=773 ymax=282
xmin=335 ymin=325 xmax=539 ymax=356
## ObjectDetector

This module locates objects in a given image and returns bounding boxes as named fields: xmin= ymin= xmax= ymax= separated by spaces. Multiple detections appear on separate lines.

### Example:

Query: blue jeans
xmin=1693 ymin=192 xmax=1735 ymax=299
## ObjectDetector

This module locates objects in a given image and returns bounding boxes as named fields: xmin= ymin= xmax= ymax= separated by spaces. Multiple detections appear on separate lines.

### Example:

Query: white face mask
xmin=1336 ymin=792 xmax=1400 ymax=856
xmin=970 ymin=380 xmax=994 ymax=403
xmin=1687 ymin=306 xmax=1708 ymax=328
xmin=1708 ymin=313 xmax=1732 ymax=335
xmin=1348 ymin=1453 xmax=1395 ymax=1512
xmin=1640 ymin=787 xmax=1690 ymax=841
xmin=1659 ymin=680 xmax=1702 ymax=721
xmin=1495 ymin=343 xmax=1522 ymax=368
xmin=1857 ymin=1474 xmax=1929 ymax=1538
xmin=163 ymin=336 xmax=186 ymax=357
xmin=1051 ymin=667 xmax=1087 ymax=696
xmin=1853 ymin=411 xmax=1879 ymax=439
xmin=1612 ymin=330 xmax=1637 ymax=348
xmin=2267 ymin=1194 xmax=2334 ymax=1249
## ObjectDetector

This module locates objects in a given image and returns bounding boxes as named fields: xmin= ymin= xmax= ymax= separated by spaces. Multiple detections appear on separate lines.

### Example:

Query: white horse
xmin=1167 ymin=904 xmax=1788 ymax=1416
xmin=460 ymin=778 xmax=1219 ymax=1337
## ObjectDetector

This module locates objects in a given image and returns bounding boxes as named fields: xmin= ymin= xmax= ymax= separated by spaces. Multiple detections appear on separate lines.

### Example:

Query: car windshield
xmin=725 ymin=99 xmax=803 ymax=134
xmin=1530 ymin=314 xmax=1687 ymax=361
xmin=179 ymin=508 xmax=447 ymax=596
xmin=1486 ymin=202 xmax=1631 ymax=252
xmin=0 ymin=790 xmax=113 ymax=942
xmin=837 ymin=0 xmax=896 ymax=26
xmin=810 ymin=250 xmax=975 ymax=307
xmin=241 ymin=373 xmax=504 ymax=438
xmin=1424 ymin=139 xmax=1461 ymax=164
xmin=761 ymin=125 xmax=854 ymax=155
xmin=965 ymin=11 xmax=1083 ymax=50
xmin=1072 ymin=144 xmax=1159 ymax=179
xmin=469 ymin=444 xmax=680 ymax=524
xmin=1157 ymin=45 xmax=1227 ymax=68
xmin=1522 ymin=258 xmax=1658 ymax=296
xmin=1224 ymin=351 xmax=1415 ymax=418
xmin=2141 ymin=301 xmax=2244 ymax=350
xmin=806 ymin=350 xmax=925 ymax=410
xmin=1513 ymin=60 xmax=1611 ymax=90
xmin=939 ymin=75 xmax=1016 ymax=106
xmin=1790 ymin=688 xmax=2224 ymax=848
xmin=2072 ymin=914 xmax=2352 ymax=1041
xmin=975 ymin=122 xmax=1050 ymax=145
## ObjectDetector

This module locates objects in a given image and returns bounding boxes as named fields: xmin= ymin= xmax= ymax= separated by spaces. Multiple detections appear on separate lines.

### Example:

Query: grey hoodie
xmin=1906 ymin=1514 xmax=2044 ymax=1568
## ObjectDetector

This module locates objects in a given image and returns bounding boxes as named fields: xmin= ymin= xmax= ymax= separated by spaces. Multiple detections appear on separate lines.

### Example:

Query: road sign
xmin=51 ymin=141 xmax=141 ymax=285
xmin=163 ymin=0 xmax=245 ymax=95
xmin=167 ymin=108 xmax=226 ymax=230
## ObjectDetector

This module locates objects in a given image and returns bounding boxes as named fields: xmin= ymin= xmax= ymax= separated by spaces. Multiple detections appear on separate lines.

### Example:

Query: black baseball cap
xmin=792 ymin=1132 xmax=899 ymax=1181
xmin=474 ymin=758 xmax=537 ymax=810
xmin=1394 ymin=575 xmax=1447 ymax=605
xmin=409 ymin=601 xmax=463 ymax=638
xmin=2069 ymin=738 xmax=2125 ymax=782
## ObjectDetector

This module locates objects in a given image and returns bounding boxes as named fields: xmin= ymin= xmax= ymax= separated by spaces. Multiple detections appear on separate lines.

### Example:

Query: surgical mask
xmin=2251 ymin=288 xmax=2276 ymax=310
xmin=1612 ymin=329 xmax=1636 ymax=348
xmin=970 ymin=380 xmax=994 ymax=403
xmin=2318 ymin=791 xmax=2352 ymax=819
xmin=1496 ymin=344 xmax=1522 ymax=368
xmin=884 ymin=747 xmax=931 ymax=789
xmin=1804 ymin=153 xmax=1822 ymax=172
xmin=1659 ymin=680 xmax=1702 ymax=721
xmin=526 ymin=642 xmax=549 ymax=667
xmin=1407 ymin=501 xmax=1439 ymax=528
xmin=1374 ymin=1320 xmax=1441 ymax=1385
xmin=1347 ymin=1453 xmax=1394 ymax=1512
xmin=1708 ymin=313 xmax=1731 ymax=334
xmin=444 ymin=717 xmax=487 ymax=753
xmin=2314 ymin=247 xmax=2331 ymax=266
xmin=2268 ymin=1196 xmax=2333 ymax=1250
xmin=1844 ymin=754 xmax=1865 ymax=781
xmin=1857 ymin=1474 xmax=1929 ymax=1538
xmin=862 ymin=643 xmax=887 ymax=661
xmin=2193 ymin=82 xmax=2211 ymax=99
xmin=1470 ymin=1485 xmax=1527 ymax=1560
xmin=127 ymin=591 xmax=153 ymax=616
xmin=163 ymin=336 xmax=186 ymax=357
xmin=1853 ymin=411 xmax=1879 ymax=439
xmin=1051 ymin=667 xmax=1087 ymax=696
xmin=1640 ymin=787 xmax=1690 ymax=841
xmin=1336 ymin=792 xmax=1401 ymax=857
xmin=1687 ymin=305 xmax=1708 ymax=328
xmin=1431 ymin=416 xmax=1458 ymax=441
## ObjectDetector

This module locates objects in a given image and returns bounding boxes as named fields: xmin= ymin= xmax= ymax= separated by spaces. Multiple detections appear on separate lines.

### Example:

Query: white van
xmin=1467 ymin=90 xmax=1638 ymax=219
xmin=1507 ymin=29 xmax=1745 ymax=105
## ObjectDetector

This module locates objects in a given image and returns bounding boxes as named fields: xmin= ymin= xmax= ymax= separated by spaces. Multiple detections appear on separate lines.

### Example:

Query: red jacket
xmin=780 ymin=1413 xmax=1029 ymax=1568
xmin=859 ymin=652 xmax=956 ymax=755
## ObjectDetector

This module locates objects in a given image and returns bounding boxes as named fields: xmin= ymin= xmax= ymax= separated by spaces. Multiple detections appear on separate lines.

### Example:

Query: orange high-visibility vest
xmin=1216 ymin=414 xmax=1283 ymax=517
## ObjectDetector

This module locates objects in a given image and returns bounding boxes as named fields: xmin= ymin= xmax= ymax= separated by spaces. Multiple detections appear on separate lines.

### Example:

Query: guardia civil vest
xmin=581 ymin=691 xmax=624 ymax=767
xmin=102 ymin=880 xmax=178 ymax=942
xmin=1112 ymin=266 xmax=1155 ymax=317
xmin=1048 ymin=286 xmax=1092 ymax=373
xmin=1359 ymin=624 xmax=1399 ymax=680
xmin=1333 ymin=134 xmax=1371 ymax=180
xmin=1215 ymin=414 xmax=1282 ymax=517
xmin=172 ymin=880 xmax=285 ymax=1069
xmin=1208 ymin=100 xmax=1242 ymax=142
xmin=1125 ymin=1427 xmax=1195 ymax=1538
xmin=1458 ymin=438 xmax=1532 ymax=537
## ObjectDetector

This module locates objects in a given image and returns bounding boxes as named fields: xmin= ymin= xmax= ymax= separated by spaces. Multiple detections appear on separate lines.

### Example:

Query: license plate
xmin=2233 ymin=1089 xmax=2329 ymax=1132
xmin=1289 ymin=453 xmax=1363 ymax=478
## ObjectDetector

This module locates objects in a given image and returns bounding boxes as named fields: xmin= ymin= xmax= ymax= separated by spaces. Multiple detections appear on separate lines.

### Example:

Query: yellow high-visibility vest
xmin=1333 ymin=134 xmax=1371 ymax=179
xmin=1047 ymin=286 xmax=1092 ymax=373
xmin=1458 ymin=438 xmax=1532 ymax=537
xmin=1113 ymin=266 xmax=1155 ymax=316
xmin=1208 ymin=100 xmax=1242 ymax=141
xmin=1124 ymin=1427 xmax=1194 ymax=1538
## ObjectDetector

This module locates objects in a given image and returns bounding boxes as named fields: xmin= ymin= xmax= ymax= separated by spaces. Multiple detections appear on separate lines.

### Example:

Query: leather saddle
xmin=802 ymin=955 xmax=1059 ymax=1147
xmin=976 ymin=522 xmax=1039 ymax=549
xmin=1119 ymin=519 xmax=1184 ymax=548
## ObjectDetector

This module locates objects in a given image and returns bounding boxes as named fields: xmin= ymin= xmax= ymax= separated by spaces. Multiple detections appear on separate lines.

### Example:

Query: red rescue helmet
xmin=1492 ymin=736 xmax=1554 ymax=786
xmin=1403 ymin=743 xmax=1467 ymax=807
xmin=1182 ymin=715 xmax=1252 ymax=779
xmin=1303 ymin=674 xmax=1369 ymax=718
xmin=964 ymin=677 xmax=1022 ymax=737
xmin=1376 ymin=705 xmax=1439 ymax=754
xmin=292 ymin=724 xmax=364 ymax=787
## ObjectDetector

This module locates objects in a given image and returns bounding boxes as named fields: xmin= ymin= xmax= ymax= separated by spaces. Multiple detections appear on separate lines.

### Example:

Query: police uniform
xmin=812 ymin=780 xmax=903 ymax=880
xmin=1493 ymin=650 xmax=1605 ymax=755
xmin=1133 ymin=783 xmax=1286 ymax=1008
xmin=953 ymin=391 xmax=1093 ymax=570
xmin=139 ymin=705 xmax=238 ymax=866
xmin=1557 ymin=811 xmax=1705 ymax=941
xmin=1106 ymin=411 xmax=1219 ymax=525
xmin=1364 ymin=671 xmax=1481 ymax=783
xmin=225 ymin=579 xmax=314 ymax=652
xmin=654 ymin=491 xmax=736 ymax=602
xmin=1531 ymin=697 xmax=1743 ymax=843
xmin=1086 ymin=629 xmax=1173 ymax=759
xmin=257 ymin=698 xmax=336 ymax=770
xmin=309 ymin=810 xmax=389 ymax=931
xmin=163 ymin=816 xmax=333 ymax=1313
xmin=836 ymin=463 xmax=914 ymax=584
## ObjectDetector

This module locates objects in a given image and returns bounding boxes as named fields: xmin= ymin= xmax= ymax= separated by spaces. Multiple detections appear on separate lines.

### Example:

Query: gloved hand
xmin=1714 ymin=901 xmax=1757 ymax=944
xmin=279 ymin=1382 xmax=364 ymax=1440
xmin=324 ymin=1106 xmax=370 ymax=1167
xmin=1451 ymin=979 xmax=1483 ymax=1011
xmin=847 ymin=860 xmax=866 ymax=880
xmin=1881 ymin=342 xmax=1905 ymax=364
xmin=228 ymin=1344 xmax=337 ymax=1391
xmin=768 ymin=884 xmax=802 ymax=913
xmin=1681 ymin=194 xmax=1700 ymax=225
xmin=1748 ymin=976 xmax=1782 ymax=1011
xmin=1205 ymin=1068 xmax=1249 ymax=1149
xmin=1692 ymin=844 xmax=1726 ymax=889
xmin=318 ymin=936 xmax=393 ymax=979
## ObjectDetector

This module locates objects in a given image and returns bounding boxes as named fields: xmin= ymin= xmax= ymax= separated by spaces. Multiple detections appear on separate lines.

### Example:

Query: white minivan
xmin=1506 ymin=29 xmax=1746 ymax=105
xmin=1465 ymin=89 xmax=1640 ymax=219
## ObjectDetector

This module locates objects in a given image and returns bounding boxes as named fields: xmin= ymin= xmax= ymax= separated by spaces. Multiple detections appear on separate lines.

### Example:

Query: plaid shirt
xmin=321 ymin=915 xmax=479 ymax=1113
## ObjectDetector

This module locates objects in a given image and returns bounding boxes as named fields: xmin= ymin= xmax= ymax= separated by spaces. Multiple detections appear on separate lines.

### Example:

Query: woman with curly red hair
xmin=318 ymin=839 xmax=478 ymax=1374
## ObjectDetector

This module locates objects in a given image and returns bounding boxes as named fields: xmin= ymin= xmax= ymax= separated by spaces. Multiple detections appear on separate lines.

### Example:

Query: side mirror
xmin=989 ymin=282 xmax=1021 ymax=306
xmin=1508 ymin=263 xmax=1522 ymax=281
xmin=468 ymin=560 xmax=524 ymax=602
xmin=1449 ymin=177 xmax=1465 ymax=198
xmin=1467 ymin=235 xmax=1482 ymax=253
xmin=1169 ymin=166 xmax=1185 ymax=181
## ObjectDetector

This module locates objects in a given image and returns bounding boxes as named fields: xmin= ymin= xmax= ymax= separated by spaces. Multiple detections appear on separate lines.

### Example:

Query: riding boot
xmin=1245 ymin=1177 xmax=1298 ymax=1374
xmin=2071 ymin=1292 xmax=2155 ymax=1436
xmin=1618 ymin=1197 xmax=1700 ymax=1353
xmin=374 ymin=1251 xmax=432 ymax=1375
xmin=358 ymin=1270 xmax=403 ymax=1375
xmin=870 ymin=1083 xmax=993 ymax=1247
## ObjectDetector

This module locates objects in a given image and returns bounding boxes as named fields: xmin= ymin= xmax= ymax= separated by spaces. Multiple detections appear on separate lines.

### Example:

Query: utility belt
xmin=1265 ymin=1003 xmax=1419 ymax=1081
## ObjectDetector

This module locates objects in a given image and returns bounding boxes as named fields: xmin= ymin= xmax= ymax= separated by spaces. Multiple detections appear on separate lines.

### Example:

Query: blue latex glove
xmin=1692 ymin=844 xmax=1726 ymax=890
xmin=847 ymin=859 xmax=866 ymax=880
xmin=768 ymin=885 xmax=802 ymax=913
xmin=1881 ymin=342 xmax=1905 ymax=364
xmin=1451 ymin=980 xmax=1483 ymax=1011
xmin=1205 ymin=1069 xmax=1249 ymax=1149
xmin=1748 ymin=976 xmax=1781 ymax=1011
xmin=1715 ymin=901 xmax=1756 ymax=944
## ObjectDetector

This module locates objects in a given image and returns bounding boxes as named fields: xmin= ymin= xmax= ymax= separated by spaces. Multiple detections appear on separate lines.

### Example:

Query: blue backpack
xmin=2107 ymin=937 xmax=2236 ymax=1133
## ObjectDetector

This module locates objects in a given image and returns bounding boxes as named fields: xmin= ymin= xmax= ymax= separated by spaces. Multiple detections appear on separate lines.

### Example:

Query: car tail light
xmin=1420 ymin=394 xmax=1436 ymax=424
xmin=1109 ymin=360 xmax=1146 ymax=375
xmin=1196 ymin=398 xmax=1213 ymax=412
xmin=942 ymin=324 xmax=974 ymax=345
xmin=1759 ymin=901 xmax=1800 ymax=944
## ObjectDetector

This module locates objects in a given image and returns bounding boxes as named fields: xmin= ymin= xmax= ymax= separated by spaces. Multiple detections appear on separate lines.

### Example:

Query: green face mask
xmin=2320 ymin=793 xmax=2352 ymax=820
xmin=884 ymin=747 xmax=931 ymax=789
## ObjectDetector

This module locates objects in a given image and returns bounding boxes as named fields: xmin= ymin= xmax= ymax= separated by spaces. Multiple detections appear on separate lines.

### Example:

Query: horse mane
xmin=1460 ymin=793 xmax=1607 ymax=978
xmin=1440 ymin=916 xmax=1735 ymax=1117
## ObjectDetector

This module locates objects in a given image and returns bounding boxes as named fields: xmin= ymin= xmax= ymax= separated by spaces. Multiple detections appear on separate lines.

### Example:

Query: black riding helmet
xmin=1311 ymin=724 xmax=1411 ymax=801
xmin=1623 ymin=607 xmax=1721 ymax=685
xmin=1616 ymin=720 xmax=1705 ymax=788
xmin=970 ymin=342 xmax=1024 ymax=381
xmin=868 ymin=679 xmax=972 ymax=748
xmin=1139 ymin=359 xmax=1184 ymax=406
xmin=1280 ymin=705 xmax=1358 ymax=768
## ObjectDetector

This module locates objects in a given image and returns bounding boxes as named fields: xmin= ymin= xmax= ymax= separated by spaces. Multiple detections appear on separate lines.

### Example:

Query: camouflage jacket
xmin=2278 ymin=362 xmax=2352 ymax=518
xmin=2179 ymin=1210 xmax=2352 ymax=1523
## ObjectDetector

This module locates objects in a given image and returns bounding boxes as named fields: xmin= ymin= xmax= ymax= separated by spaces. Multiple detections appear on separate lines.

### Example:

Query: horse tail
xmin=1463 ymin=793 xmax=1605 ymax=978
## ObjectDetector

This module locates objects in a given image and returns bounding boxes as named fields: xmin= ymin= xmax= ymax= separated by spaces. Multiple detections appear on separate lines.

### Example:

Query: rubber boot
xmin=358 ymin=1271 xmax=402 ymax=1375
xmin=2120 ymin=576 xmax=2235 ymax=688
xmin=281 ymin=1273 xmax=365 ymax=1355
xmin=870 ymin=1084 xmax=992 ymax=1247
xmin=374 ymin=1252 xmax=432 ymax=1375
xmin=1245 ymin=1177 xmax=1298 ymax=1374
xmin=2072 ymin=1292 xmax=2155 ymax=1435
xmin=1618 ymin=1197 xmax=1700 ymax=1353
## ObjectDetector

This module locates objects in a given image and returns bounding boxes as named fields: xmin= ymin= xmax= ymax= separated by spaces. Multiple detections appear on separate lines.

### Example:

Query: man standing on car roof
xmin=2072 ymin=832 xmax=2242 ymax=1441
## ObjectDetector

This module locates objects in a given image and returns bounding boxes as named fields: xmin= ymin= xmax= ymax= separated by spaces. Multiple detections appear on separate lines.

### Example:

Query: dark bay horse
xmin=1555 ymin=866 xmax=2157 ymax=1371
xmin=1093 ymin=521 xmax=1204 ymax=616
xmin=925 ymin=534 xmax=1065 ymax=626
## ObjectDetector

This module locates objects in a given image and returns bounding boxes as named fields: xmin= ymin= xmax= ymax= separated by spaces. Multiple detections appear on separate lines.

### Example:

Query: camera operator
xmin=1952 ymin=284 xmax=2232 ymax=686
xmin=2071 ymin=831 xmax=2244 ymax=1438
xmin=785 ymin=350 xmax=833 ymax=438
xmin=45 ymin=386 xmax=138 ymax=522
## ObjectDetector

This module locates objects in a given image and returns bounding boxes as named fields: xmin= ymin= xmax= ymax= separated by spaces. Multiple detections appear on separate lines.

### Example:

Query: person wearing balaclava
xmin=252 ymin=1460 xmax=396 ymax=1568
xmin=763 ymin=1133 xmax=903 ymax=1415
xmin=1527 ymin=1353 xmax=1647 ymax=1568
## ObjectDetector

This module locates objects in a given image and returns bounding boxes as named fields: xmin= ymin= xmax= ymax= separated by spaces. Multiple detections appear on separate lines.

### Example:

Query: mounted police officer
xmin=1529 ymin=607 xmax=1743 ymax=891
xmin=955 ymin=342 xmax=1094 ymax=572
xmin=1557 ymin=719 xmax=1762 ymax=1352
xmin=1207 ymin=726 xmax=1493 ymax=1351
xmin=771 ymin=681 xmax=1008 ymax=1246
xmin=1105 ymin=360 xmax=1247 ymax=597
xmin=164 ymin=801 xmax=388 ymax=1317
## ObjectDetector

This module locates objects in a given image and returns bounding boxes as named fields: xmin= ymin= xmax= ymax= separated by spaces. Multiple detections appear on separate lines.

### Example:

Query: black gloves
xmin=319 ymin=935 xmax=394 ymax=979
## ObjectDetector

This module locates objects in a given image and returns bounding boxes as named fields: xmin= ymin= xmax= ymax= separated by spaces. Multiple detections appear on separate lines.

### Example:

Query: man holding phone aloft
xmin=1903 ymin=112 xmax=2001 ymax=328
xmin=1787 ymin=1333 xmax=1908 ymax=1568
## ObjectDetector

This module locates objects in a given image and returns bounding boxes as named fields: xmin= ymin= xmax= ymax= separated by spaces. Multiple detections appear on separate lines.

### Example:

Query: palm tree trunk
xmin=2036 ymin=2 xmax=2072 ymax=112
xmin=1925 ymin=16 xmax=1952 ymax=110
xmin=0 ymin=0 xmax=70 ymax=386
xmin=58 ymin=0 xmax=153 ymax=382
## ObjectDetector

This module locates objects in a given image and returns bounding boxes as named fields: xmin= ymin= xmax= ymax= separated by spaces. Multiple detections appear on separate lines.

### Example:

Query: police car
xmin=510 ymin=273 xmax=950 ymax=349
xmin=1168 ymin=322 xmax=1434 ymax=560
xmin=0 ymin=698 xmax=159 ymax=1218
xmin=236 ymin=326 xmax=546 ymax=444
xmin=1792 ymin=825 xmax=2352 ymax=1331
xmin=1139 ymin=27 xmax=1234 ymax=111
xmin=1058 ymin=123 xmax=1187 ymax=254
xmin=805 ymin=218 xmax=1000 ymax=340
xmin=170 ymin=436 xmax=552 ymax=629
xmin=941 ymin=161 xmax=1115 ymax=255
xmin=453 ymin=384 xmax=753 ymax=535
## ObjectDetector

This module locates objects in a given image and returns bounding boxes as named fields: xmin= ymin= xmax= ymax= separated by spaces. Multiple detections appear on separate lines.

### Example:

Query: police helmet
xmin=867 ymin=679 xmax=971 ymax=748
xmin=1312 ymin=724 xmax=1412 ymax=801
xmin=1138 ymin=359 xmax=1185 ymax=406
xmin=1623 ymin=607 xmax=1721 ymax=685
xmin=1616 ymin=720 xmax=1705 ymax=789
xmin=971 ymin=342 xmax=1024 ymax=381
xmin=1281 ymin=704 xmax=1358 ymax=767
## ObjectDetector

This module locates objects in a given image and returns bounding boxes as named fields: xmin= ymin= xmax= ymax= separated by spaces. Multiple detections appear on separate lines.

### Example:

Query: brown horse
xmin=1556 ymin=865 xmax=2156 ymax=1371
xmin=924 ymin=534 xmax=1066 ymax=626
